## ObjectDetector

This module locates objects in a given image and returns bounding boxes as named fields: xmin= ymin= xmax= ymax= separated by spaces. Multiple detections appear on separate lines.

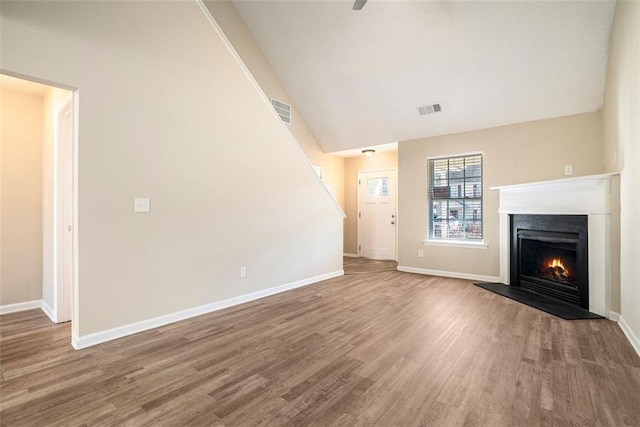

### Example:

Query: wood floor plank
xmin=1 ymin=258 xmax=639 ymax=426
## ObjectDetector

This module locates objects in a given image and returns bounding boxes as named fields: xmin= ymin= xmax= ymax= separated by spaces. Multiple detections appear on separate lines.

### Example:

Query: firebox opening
xmin=520 ymin=239 xmax=578 ymax=290
xmin=510 ymin=214 xmax=589 ymax=310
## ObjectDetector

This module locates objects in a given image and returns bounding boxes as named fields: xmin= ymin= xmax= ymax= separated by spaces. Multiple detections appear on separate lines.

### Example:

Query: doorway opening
xmin=357 ymin=169 xmax=397 ymax=261
xmin=0 ymin=73 xmax=77 ymax=338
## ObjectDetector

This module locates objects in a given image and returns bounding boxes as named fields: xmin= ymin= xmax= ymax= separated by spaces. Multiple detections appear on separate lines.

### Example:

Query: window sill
xmin=423 ymin=239 xmax=489 ymax=249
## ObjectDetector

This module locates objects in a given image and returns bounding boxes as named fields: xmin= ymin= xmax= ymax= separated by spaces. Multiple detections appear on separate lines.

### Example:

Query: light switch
xmin=134 ymin=198 xmax=151 ymax=213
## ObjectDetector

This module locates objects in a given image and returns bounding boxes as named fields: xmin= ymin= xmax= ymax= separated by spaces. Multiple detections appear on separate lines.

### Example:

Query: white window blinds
xmin=428 ymin=154 xmax=483 ymax=241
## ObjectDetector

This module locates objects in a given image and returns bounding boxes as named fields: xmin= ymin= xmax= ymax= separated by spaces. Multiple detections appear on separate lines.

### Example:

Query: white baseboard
xmin=397 ymin=265 xmax=501 ymax=283
xmin=72 ymin=270 xmax=344 ymax=350
xmin=618 ymin=314 xmax=640 ymax=358
xmin=0 ymin=299 xmax=60 ymax=323
xmin=40 ymin=300 xmax=57 ymax=322
xmin=343 ymin=253 xmax=358 ymax=258
xmin=0 ymin=299 xmax=42 ymax=315
xmin=608 ymin=310 xmax=620 ymax=322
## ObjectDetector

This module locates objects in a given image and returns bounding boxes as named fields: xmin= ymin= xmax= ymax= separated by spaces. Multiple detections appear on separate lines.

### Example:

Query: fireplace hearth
xmin=510 ymin=214 xmax=588 ymax=309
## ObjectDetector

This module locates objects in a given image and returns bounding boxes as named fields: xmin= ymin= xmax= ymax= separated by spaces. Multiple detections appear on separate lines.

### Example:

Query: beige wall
xmin=343 ymin=151 xmax=398 ymax=255
xmin=603 ymin=1 xmax=640 ymax=341
xmin=1 ymin=1 xmax=343 ymax=338
xmin=398 ymin=112 xmax=604 ymax=279
xmin=1 ymin=89 xmax=44 ymax=305
xmin=206 ymin=1 xmax=345 ymax=210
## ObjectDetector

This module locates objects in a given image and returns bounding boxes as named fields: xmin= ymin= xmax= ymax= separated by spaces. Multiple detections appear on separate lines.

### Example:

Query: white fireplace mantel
xmin=491 ymin=173 xmax=618 ymax=317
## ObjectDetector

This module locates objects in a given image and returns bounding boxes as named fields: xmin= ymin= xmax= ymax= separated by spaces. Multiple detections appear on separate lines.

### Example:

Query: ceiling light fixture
xmin=362 ymin=149 xmax=375 ymax=158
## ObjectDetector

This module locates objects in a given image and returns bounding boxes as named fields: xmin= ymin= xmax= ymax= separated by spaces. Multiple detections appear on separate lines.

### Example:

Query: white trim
xmin=0 ymin=300 xmax=42 ymax=315
xmin=618 ymin=315 xmax=640 ymax=358
xmin=0 ymin=69 xmax=77 ymax=92
xmin=71 ymin=91 xmax=80 ymax=340
xmin=490 ymin=172 xmax=619 ymax=191
xmin=71 ymin=270 xmax=343 ymax=350
xmin=357 ymin=173 xmax=361 ymax=258
xmin=608 ymin=310 xmax=620 ymax=322
xmin=55 ymin=98 xmax=74 ymax=324
xmin=397 ymin=265 xmax=500 ymax=283
xmin=41 ymin=299 xmax=57 ymax=322
xmin=426 ymin=150 xmax=484 ymax=161
xmin=423 ymin=239 xmax=488 ymax=249
xmin=497 ymin=208 xmax=612 ymax=215
xmin=194 ymin=0 xmax=345 ymax=219
xmin=343 ymin=253 xmax=359 ymax=258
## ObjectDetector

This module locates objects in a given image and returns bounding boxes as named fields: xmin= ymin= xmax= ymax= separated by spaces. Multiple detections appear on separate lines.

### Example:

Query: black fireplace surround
xmin=510 ymin=214 xmax=589 ymax=309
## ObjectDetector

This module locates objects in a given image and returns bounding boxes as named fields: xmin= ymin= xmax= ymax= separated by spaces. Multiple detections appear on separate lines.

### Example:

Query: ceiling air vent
xmin=417 ymin=103 xmax=442 ymax=116
xmin=270 ymin=98 xmax=292 ymax=125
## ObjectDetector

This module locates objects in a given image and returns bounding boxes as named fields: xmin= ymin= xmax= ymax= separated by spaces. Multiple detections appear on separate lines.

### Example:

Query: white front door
xmin=358 ymin=169 xmax=397 ymax=260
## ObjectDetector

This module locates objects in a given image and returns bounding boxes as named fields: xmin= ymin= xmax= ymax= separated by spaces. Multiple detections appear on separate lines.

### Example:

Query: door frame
xmin=2 ymin=70 xmax=80 ymax=341
xmin=55 ymin=99 xmax=74 ymax=323
xmin=356 ymin=168 xmax=398 ymax=261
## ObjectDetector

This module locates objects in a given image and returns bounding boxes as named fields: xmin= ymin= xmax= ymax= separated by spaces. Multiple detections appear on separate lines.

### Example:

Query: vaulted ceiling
xmin=233 ymin=0 xmax=616 ymax=153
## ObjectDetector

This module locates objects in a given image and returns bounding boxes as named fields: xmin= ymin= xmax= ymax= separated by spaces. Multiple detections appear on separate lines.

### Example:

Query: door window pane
xmin=367 ymin=177 xmax=388 ymax=197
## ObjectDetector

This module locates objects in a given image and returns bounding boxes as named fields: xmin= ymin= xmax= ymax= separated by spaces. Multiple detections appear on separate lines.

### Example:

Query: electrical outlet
xmin=240 ymin=267 xmax=247 ymax=278
xmin=418 ymin=249 xmax=424 ymax=257
xmin=134 ymin=198 xmax=151 ymax=213
xmin=564 ymin=165 xmax=573 ymax=175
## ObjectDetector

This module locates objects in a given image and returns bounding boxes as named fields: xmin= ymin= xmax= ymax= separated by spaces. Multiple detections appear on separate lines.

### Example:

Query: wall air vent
xmin=270 ymin=98 xmax=292 ymax=125
xmin=417 ymin=103 xmax=442 ymax=116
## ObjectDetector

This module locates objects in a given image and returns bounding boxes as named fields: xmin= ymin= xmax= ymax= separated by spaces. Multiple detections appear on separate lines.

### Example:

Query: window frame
xmin=424 ymin=152 xmax=487 ymax=249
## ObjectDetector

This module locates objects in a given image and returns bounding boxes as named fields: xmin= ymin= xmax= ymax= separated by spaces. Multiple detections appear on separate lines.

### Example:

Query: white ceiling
xmin=233 ymin=0 xmax=615 ymax=153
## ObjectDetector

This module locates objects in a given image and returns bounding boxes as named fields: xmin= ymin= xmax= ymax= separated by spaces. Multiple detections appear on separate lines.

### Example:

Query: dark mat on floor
xmin=474 ymin=282 xmax=605 ymax=320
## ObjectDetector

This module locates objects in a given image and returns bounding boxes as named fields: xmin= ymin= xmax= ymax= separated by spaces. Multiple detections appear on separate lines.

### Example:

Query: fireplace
xmin=510 ymin=214 xmax=589 ymax=309
xmin=494 ymin=173 xmax=616 ymax=317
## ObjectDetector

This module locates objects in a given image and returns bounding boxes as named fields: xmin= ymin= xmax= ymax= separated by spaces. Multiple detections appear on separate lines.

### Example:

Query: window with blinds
xmin=428 ymin=154 xmax=483 ymax=241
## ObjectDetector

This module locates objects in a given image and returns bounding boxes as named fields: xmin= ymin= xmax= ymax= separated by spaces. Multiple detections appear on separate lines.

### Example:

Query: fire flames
xmin=540 ymin=257 xmax=571 ymax=283
xmin=538 ymin=257 xmax=575 ymax=287
xmin=548 ymin=258 xmax=568 ymax=275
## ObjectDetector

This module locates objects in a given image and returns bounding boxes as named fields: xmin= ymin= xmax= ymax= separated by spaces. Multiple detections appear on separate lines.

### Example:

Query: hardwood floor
xmin=2 ymin=258 xmax=639 ymax=426
xmin=343 ymin=257 xmax=398 ymax=274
